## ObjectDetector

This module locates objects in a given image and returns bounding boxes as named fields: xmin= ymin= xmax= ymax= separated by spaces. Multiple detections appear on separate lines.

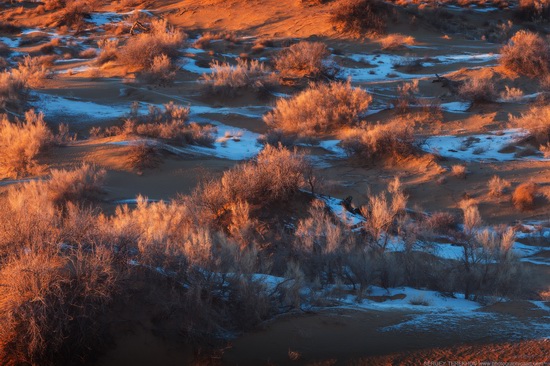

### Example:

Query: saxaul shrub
xmin=120 ymin=19 xmax=186 ymax=70
xmin=201 ymin=58 xmax=276 ymax=96
xmin=331 ymin=0 xmax=393 ymax=36
xmin=0 ymin=110 xmax=54 ymax=179
xmin=274 ymin=41 xmax=338 ymax=81
xmin=264 ymin=81 xmax=372 ymax=137
xmin=500 ymin=30 xmax=550 ymax=77
xmin=340 ymin=118 xmax=416 ymax=162
xmin=512 ymin=182 xmax=538 ymax=210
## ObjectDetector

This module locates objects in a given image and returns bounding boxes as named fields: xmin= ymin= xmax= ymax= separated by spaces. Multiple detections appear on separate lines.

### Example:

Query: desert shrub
xmin=500 ymin=30 xmax=550 ymax=77
xmin=79 ymin=47 xmax=98 ymax=59
xmin=91 ymin=102 xmax=216 ymax=146
xmin=12 ymin=56 xmax=50 ymax=89
xmin=458 ymin=77 xmax=496 ymax=103
xmin=45 ymin=164 xmax=105 ymax=206
xmin=191 ymin=145 xmax=307 ymax=229
xmin=119 ymin=19 xmax=186 ymax=70
xmin=0 ymin=248 xmax=117 ymax=365
xmin=394 ymin=80 xmax=418 ymax=114
xmin=263 ymin=81 xmax=372 ymax=137
xmin=361 ymin=179 xmax=408 ymax=251
xmin=0 ymin=110 xmax=54 ymax=179
xmin=515 ymin=0 xmax=550 ymax=21
xmin=512 ymin=182 xmax=538 ymax=210
xmin=127 ymin=142 xmax=162 ymax=171
xmin=340 ymin=118 xmax=416 ymax=162
xmin=500 ymin=85 xmax=524 ymax=102
xmin=488 ymin=175 xmax=511 ymax=196
xmin=378 ymin=34 xmax=415 ymax=50
xmin=450 ymin=164 xmax=467 ymax=179
xmin=96 ymin=38 xmax=119 ymax=65
xmin=425 ymin=212 xmax=458 ymax=235
xmin=0 ymin=70 xmax=26 ymax=110
xmin=331 ymin=0 xmax=393 ymax=36
xmin=509 ymin=105 xmax=550 ymax=146
xmin=193 ymin=31 xmax=238 ymax=49
xmin=201 ymin=58 xmax=276 ymax=95
xmin=141 ymin=53 xmax=176 ymax=85
xmin=274 ymin=41 xmax=338 ymax=81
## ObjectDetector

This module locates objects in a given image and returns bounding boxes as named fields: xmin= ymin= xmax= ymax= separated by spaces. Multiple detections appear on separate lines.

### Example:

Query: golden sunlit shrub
xmin=458 ymin=77 xmax=496 ymax=103
xmin=193 ymin=31 xmax=238 ymax=49
xmin=488 ymin=175 xmax=512 ymax=197
xmin=120 ymin=19 xmax=186 ymax=70
xmin=512 ymin=182 xmax=538 ymax=210
xmin=509 ymin=105 xmax=550 ymax=146
xmin=378 ymin=34 xmax=415 ymax=50
xmin=264 ymin=81 xmax=372 ymax=137
xmin=515 ymin=0 xmax=550 ymax=21
xmin=500 ymin=30 xmax=550 ymax=77
xmin=127 ymin=142 xmax=162 ymax=171
xmin=141 ymin=53 xmax=176 ymax=85
xmin=0 ymin=70 xmax=26 ymax=110
xmin=331 ymin=0 xmax=393 ymax=36
xmin=340 ymin=119 xmax=416 ymax=162
xmin=0 ymin=110 xmax=53 ymax=179
xmin=450 ymin=164 xmax=467 ymax=179
xmin=274 ymin=41 xmax=338 ymax=81
xmin=91 ymin=102 xmax=216 ymax=146
xmin=0 ymin=248 xmax=117 ymax=365
xmin=201 ymin=58 xmax=276 ymax=95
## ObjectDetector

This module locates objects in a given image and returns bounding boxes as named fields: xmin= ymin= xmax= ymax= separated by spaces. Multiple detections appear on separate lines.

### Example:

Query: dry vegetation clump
xmin=274 ymin=41 xmax=339 ymax=82
xmin=96 ymin=38 xmax=119 ymax=65
xmin=500 ymin=85 xmax=524 ymax=102
xmin=0 ymin=248 xmax=117 ymax=366
xmin=0 ymin=110 xmax=53 ymax=179
xmin=91 ymin=102 xmax=216 ymax=147
xmin=340 ymin=119 xmax=416 ymax=162
xmin=193 ymin=31 xmax=238 ymax=49
xmin=119 ymin=19 xmax=186 ymax=70
xmin=458 ymin=76 xmax=496 ymax=103
xmin=140 ymin=53 xmax=177 ymax=85
xmin=515 ymin=0 xmax=550 ymax=21
xmin=378 ymin=34 xmax=415 ymax=50
xmin=500 ymin=30 xmax=550 ymax=77
xmin=127 ymin=142 xmax=162 ymax=171
xmin=263 ymin=81 xmax=372 ymax=137
xmin=0 ymin=70 xmax=26 ymax=111
xmin=512 ymin=182 xmax=538 ymax=210
xmin=201 ymin=59 xmax=276 ymax=96
xmin=488 ymin=175 xmax=512 ymax=197
xmin=450 ymin=164 xmax=468 ymax=179
xmin=331 ymin=0 xmax=393 ymax=36
xmin=509 ymin=105 xmax=550 ymax=147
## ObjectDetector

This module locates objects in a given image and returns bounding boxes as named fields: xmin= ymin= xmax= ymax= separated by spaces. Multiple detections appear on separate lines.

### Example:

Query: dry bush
xmin=512 ymin=182 xmax=538 ymax=210
xmin=274 ymin=41 xmax=338 ymax=81
xmin=515 ymin=0 xmax=550 ymax=21
xmin=0 ymin=248 xmax=117 ymax=365
xmin=500 ymin=30 xmax=550 ymax=77
xmin=193 ymin=32 xmax=238 ymax=49
xmin=425 ymin=212 xmax=458 ymax=235
xmin=120 ymin=19 xmax=186 ymax=70
xmin=0 ymin=70 xmax=26 ymax=110
xmin=96 ymin=38 xmax=119 ymax=65
xmin=340 ymin=118 xmax=416 ymax=162
xmin=45 ymin=164 xmax=105 ymax=206
xmin=488 ymin=175 xmax=511 ymax=197
xmin=331 ymin=0 xmax=393 ymax=36
xmin=509 ymin=105 xmax=550 ymax=146
xmin=264 ymin=81 xmax=372 ymax=137
xmin=141 ymin=53 xmax=176 ymax=85
xmin=79 ymin=48 xmax=98 ymax=59
xmin=12 ymin=56 xmax=50 ymax=89
xmin=378 ymin=34 xmax=415 ymax=50
xmin=450 ymin=164 xmax=467 ymax=179
xmin=127 ymin=142 xmax=162 ymax=171
xmin=458 ymin=77 xmax=496 ymax=103
xmin=394 ymin=80 xmax=419 ymax=114
xmin=201 ymin=58 xmax=276 ymax=96
xmin=500 ymin=85 xmax=524 ymax=102
xmin=191 ymin=145 xmax=307 ymax=230
xmin=0 ymin=110 xmax=54 ymax=179
xmin=92 ymin=102 xmax=216 ymax=147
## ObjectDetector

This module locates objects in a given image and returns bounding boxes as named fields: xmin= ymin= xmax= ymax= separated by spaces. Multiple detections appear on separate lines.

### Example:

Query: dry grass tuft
xmin=274 ymin=41 xmax=338 ymax=81
xmin=378 ymin=34 xmax=415 ymax=50
xmin=488 ymin=175 xmax=512 ymax=197
xmin=450 ymin=165 xmax=468 ymax=179
xmin=458 ymin=77 xmax=496 ymax=103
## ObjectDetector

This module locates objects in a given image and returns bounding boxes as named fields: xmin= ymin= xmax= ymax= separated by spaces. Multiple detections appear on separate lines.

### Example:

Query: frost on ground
xmin=423 ymin=129 xmax=548 ymax=162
